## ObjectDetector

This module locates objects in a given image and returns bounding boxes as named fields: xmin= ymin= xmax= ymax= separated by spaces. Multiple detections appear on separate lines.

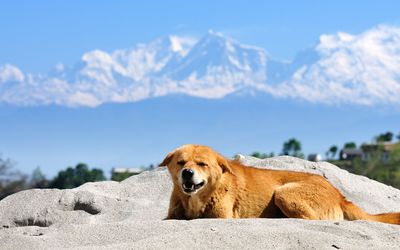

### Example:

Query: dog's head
xmin=159 ymin=145 xmax=233 ymax=196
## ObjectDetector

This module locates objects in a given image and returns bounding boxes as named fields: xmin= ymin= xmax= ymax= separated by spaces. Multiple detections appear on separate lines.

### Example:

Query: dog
xmin=160 ymin=144 xmax=400 ymax=224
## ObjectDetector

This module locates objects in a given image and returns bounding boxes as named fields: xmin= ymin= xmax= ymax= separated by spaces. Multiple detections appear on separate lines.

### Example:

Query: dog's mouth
xmin=181 ymin=181 xmax=205 ymax=194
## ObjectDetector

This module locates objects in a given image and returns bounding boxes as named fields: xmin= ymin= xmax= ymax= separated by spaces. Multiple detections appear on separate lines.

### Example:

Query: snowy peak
xmin=189 ymin=30 xmax=267 ymax=71
xmin=0 ymin=64 xmax=25 ymax=83
xmin=164 ymin=35 xmax=196 ymax=55
xmin=53 ymin=35 xmax=197 ymax=85
xmin=268 ymin=25 xmax=400 ymax=106
xmin=162 ymin=30 xmax=267 ymax=82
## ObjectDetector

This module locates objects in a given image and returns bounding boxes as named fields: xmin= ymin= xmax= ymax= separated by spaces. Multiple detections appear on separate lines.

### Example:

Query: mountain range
xmin=1 ymin=25 xmax=400 ymax=108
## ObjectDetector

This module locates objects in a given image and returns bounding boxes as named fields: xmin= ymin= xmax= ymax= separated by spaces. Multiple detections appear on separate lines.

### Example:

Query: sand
xmin=0 ymin=156 xmax=399 ymax=249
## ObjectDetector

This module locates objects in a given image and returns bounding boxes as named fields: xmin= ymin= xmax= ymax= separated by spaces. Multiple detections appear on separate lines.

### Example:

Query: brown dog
xmin=160 ymin=144 xmax=400 ymax=224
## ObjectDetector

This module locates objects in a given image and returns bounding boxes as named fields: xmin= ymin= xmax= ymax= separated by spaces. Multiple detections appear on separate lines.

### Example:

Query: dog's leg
xmin=165 ymin=202 xmax=186 ymax=220
xmin=204 ymin=195 xmax=235 ymax=218
xmin=273 ymin=182 xmax=343 ymax=220
xmin=164 ymin=189 xmax=187 ymax=220
xmin=274 ymin=187 xmax=318 ymax=220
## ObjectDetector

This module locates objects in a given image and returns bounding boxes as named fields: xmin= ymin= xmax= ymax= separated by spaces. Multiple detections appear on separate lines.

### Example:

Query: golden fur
xmin=160 ymin=144 xmax=400 ymax=224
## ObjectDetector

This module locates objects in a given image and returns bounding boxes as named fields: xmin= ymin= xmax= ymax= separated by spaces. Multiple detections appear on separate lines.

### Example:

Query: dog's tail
xmin=341 ymin=200 xmax=400 ymax=225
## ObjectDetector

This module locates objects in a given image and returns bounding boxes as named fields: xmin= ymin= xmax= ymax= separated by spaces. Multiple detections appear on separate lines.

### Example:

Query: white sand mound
xmin=0 ymin=156 xmax=399 ymax=249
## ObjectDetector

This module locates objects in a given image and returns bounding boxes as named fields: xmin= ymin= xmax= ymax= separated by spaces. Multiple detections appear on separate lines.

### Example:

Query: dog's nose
xmin=182 ymin=168 xmax=194 ymax=180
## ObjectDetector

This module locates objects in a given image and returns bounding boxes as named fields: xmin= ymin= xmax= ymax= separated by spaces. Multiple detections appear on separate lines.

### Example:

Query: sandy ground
xmin=0 ymin=156 xmax=399 ymax=249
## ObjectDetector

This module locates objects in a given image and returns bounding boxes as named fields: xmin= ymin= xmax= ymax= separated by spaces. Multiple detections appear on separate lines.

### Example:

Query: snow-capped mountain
xmin=152 ymin=30 xmax=268 ymax=98
xmin=267 ymin=25 xmax=400 ymax=106
xmin=1 ymin=25 xmax=400 ymax=107
xmin=160 ymin=30 xmax=267 ymax=80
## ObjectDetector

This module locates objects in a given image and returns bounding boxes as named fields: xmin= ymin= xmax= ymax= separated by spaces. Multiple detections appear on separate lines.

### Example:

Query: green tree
xmin=250 ymin=152 xmax=274 ymax=159
xmin=282 ymin=138 xmax=303 ymax=158
xmin=327 ymin=145 xmax=338 ymax=160
xmin=31 ymin=166 xmax=48 ymax=188
xmin=251 ymin=152 xmax=262 ymax=158
xmin=111 ymin=164 xmax=154 ymax=182
xmin=111 ymin=171 xmax=134 ymax=182
xmin=0 ymin=155 xmax=28 ymax=200
xmin=352 ymin=143 xmax=400 ymax=188
xmin=49 ymin=163 xmax=106 ymax=189
xmin=344 ymin=142 xmax=357 ymax=149
xmin=375 ymin=131 xmax=393 ymax=143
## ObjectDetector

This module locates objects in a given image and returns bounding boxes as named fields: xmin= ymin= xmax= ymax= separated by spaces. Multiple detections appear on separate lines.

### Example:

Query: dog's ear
xmin=159 ymin=150 xmax=175 ymax=167
xmin=217 ymin=154 xmax=233 ymax=175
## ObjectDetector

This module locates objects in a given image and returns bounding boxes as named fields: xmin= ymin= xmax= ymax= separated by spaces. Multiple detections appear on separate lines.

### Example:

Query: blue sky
xmin=1 ymin=1 xmax=400 ymax=178
xmin=2 ymin=0 xmax=400 ymax=73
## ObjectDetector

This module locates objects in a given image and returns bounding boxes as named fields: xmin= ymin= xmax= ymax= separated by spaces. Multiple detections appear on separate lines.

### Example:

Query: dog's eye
xmin=197 ymin=162 xmax=207 ymax=167
xmin=177 ymin=160 xmax=186 ymax=166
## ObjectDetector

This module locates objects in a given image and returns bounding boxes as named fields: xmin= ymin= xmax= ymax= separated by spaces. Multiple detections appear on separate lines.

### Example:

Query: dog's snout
xmin=182 ymin=168 xmax=194 ymax=180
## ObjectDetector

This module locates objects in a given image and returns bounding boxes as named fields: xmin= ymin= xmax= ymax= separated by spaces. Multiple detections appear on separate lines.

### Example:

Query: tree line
xmin=330 ymin=131 xmax=400 ymax=188
xmin=251 ymin=131 xmax=400 ymax=160
xmin=0 ymin=160 xmax=153 ymax=200
xmin=250 ymin=131 xmax=400 ymax=188
xmin=0 ymin=160 xmax=106 ymax=200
